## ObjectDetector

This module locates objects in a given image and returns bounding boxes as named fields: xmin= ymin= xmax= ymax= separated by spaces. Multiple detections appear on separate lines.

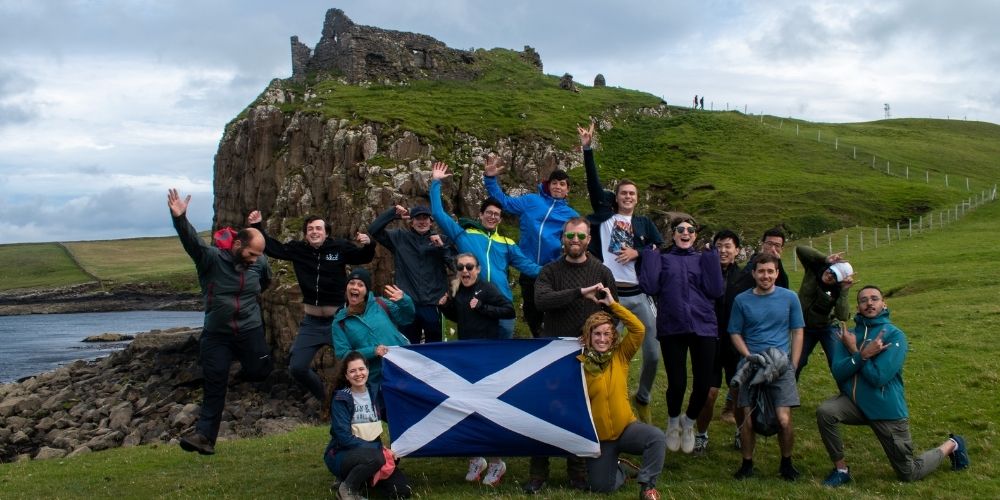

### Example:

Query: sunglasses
xmin=674 ymin=226 xmax=696 ymax=234
xmin=457 ymin=263 xmax=477 ymax=271
xmin=563 ymin=232 xmax=588 ymax=241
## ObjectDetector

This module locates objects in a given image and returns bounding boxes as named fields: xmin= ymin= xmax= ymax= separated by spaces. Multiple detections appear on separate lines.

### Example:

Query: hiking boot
xmin=522 ymin=478 xmax=546 ymax=495
xmin=779 ymin=461 xmax=801 ymax=481
xmin=179 ymin=433 xmax=215 ymax=455
xmin=465 ymin=456 xmax=487 ymax=482
xmin=618 ymin=457 xmax=640 ymax=480
xmin=822 ymin=467 xmax=852 ymax=487
xmin=680 ymin=425 xmax=696 ymax=454
xmin=665 ymin=421 xmax=681 ymax=452
xmin=633 ymin=394 xmax=652 ymax=424
xmin=639 ymin=483 xmax=660 ymax=500
xmin=694 ymin=434 xmax=709 ymax=454
xmin=949 ymin=434 xmax=970 ymax=471
xmin=337 ymin=481 xmax=365 ymax=500
xmin=733 ymin=462 xmax=754 ymax=480
xmin=720 ymin=398 xmax=736 ymax=424
xmin=482 ymin=460 xmax=507 ymax=487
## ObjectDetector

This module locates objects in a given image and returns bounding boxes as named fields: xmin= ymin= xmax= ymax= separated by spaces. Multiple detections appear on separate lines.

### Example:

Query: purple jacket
xmin=638 ymin=246 xmax=725 ymax=338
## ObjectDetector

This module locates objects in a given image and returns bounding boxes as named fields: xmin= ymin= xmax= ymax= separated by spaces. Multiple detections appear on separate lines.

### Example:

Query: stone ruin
xmin=559 ymin=73 xmax=579 ymax=92
xmin=290 ymin=8 xmax=480 ymax=83
xmin=594 ymin=73 xmax=606 ymax=87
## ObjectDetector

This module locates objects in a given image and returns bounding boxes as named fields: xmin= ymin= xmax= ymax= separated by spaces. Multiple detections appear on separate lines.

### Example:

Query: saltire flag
xmin=382 ymin=338 xmax=600 ymax=458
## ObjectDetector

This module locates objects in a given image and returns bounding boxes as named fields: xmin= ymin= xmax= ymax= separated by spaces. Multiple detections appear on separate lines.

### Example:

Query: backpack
xmin=213 ymin=227 xmax=239 ymax=250
xmin=749 ymin=384 xmax=780 ymax=437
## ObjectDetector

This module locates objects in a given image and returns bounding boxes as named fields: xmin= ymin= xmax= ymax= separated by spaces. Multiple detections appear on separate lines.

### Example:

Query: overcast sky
xmin=2 ymin=0 xmax=997 ymax=243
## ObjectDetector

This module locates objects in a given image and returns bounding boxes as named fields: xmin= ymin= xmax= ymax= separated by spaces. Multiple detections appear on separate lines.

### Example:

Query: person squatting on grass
xmin=368 ymin=204 xmax=456 ymax=345
xmin=793 ymin=245 xmax=855 ymax=380
xmin=437 ymin=252 xmax=515 ymax=487
xmin=815 ymin=285 xmax=970 ymax=487
xmin=578 ymin=294 xmax=666 ymax=500
xmin=169 ymin=189 xmax=273 ymax=456
xmin=638 ymin=216 xmax=724 ymax=455
xmin=324 ymin=351 xmax=411 ymax=500
xmin=483 ymin=152 xmax=578 ymax=339
xmin=728 ymin=253 xmax=805 ymax=481
xmin=579 ymin=121 xmax=665 ymax=426
xmin=248 ymin=210 xmax=375 ymax=403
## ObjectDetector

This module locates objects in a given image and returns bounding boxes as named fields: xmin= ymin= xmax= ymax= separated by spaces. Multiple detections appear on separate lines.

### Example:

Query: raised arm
xmin=168 ymin=189 xmax=209 ymax=265
xmin=344 ymin=233 xmax=376 ymax=264
xmin=368 ymin=206 xmax=402 ymax=250
xmin=429 ymin=164 xmax=464 ymax=242
xmin=482 ymin=155 xmax=528 ymax=216
xmin=246 ymin=210 xmax=298 ymax=261
xmin=579 ymin=122 xmax=614 ymax=215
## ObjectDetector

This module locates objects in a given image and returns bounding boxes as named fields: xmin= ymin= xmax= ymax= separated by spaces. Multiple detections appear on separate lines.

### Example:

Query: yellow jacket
xmin=584 ymin=302 xmax=644 ymax=441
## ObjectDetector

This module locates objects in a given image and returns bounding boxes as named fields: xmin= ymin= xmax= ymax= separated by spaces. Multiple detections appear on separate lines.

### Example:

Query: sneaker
xmin=694 ymin=434 xmax=709 ymax=454
xmin=949 ymin=434 xmax=970 ymax=471
xmin=639 ymin=483 xmax=661 ymax=500
xmin=680 ymin=425 xmax=696 ymax=454
xmin=822 ymin=467 xmax=852 ymax=487
xmin=482 ymin=460 xmax=507 ymax=487
xmin=733 ymin=429 xmax=742 ymax=450
xmin=779 ymin=461 xmax=801 ymax=481
xmin=665 ymin=421 xmax=681 ymax=452
xmin=465 ymin=456 xmax=488 ymax=482
xmin=179 ymin=433 xmax=215 ymax=455
xmin=733 ymin=462 xmax=754 ymax=480
xmin=633 ymin=394 xmax=652 ymax=424
xmin=618 ymin=457 xmax=640 ymax=480
xmin=337 ymin=481 xmax=365 ymax=500
xmin=522 ymin=478 xmax=546 ymax=495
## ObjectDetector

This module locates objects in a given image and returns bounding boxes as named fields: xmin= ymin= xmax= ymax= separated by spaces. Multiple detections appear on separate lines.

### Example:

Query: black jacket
xmin=251 ymin=223 xmax=375 ymax=307
xmin=368 ymin=207 xmax=455 ymax=306
xmin=439 ymin=279 xmax=515 ymax=340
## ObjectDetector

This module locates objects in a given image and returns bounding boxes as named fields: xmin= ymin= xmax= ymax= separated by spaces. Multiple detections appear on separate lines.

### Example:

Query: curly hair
xmin=579 ymin=311 xmax=616 ymax=349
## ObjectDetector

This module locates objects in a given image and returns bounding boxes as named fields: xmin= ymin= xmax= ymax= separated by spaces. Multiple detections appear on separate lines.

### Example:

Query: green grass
xmin=0 ymin=243 xmax=92 ymax=291
xmin=3 ymin=201 xmax=997 ymax=498
xmin=64 ymin=237 xmax=199 ymax=290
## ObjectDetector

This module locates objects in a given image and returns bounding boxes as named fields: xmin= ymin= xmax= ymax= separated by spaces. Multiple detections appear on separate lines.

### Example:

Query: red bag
xmin=213 ymin=227 xmax=238 ymax=250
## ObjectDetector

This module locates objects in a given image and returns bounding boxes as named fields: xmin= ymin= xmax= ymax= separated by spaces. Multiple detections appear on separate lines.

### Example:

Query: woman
xmin=579 ymin=286 xmax=665 ymax=500
xmin=638 ymin=216 xmax=724 ymax=454
xmin=332 ymin=268 xmax=414 ymax=393
xmin=438 ymin=253 xmax=515 ymax=486
xmin=323 ymin=351 xmax=411 ymax=499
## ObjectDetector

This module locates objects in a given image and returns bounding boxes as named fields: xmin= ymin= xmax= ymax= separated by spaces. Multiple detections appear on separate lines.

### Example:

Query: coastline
xmin=0 ymin=282 xmax=201 ymax=316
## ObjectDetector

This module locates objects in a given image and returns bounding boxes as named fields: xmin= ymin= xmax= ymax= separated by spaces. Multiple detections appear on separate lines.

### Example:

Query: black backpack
xmin=748 ymin=385 xmax=780 ymax=437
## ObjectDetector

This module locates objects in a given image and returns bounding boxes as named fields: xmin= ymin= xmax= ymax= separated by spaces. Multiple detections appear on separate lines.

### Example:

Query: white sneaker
xmin=681 ymin=425 xmax=696 ymax=454
xmin=465 ymin=456 xmax=488 ymax=482
xmin=665 ymin=421 xmax=681 ymax=452
xmin=482 ymin=460 xmax=507 ymax=487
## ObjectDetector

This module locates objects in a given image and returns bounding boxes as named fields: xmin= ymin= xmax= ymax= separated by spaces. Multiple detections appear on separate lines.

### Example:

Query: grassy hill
xmin=2 ymin=199 xmax=997 ymax=498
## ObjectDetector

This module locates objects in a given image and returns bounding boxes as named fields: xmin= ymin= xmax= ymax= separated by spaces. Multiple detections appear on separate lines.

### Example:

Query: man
xmin=483 ymin=153 xmax=578 ymax=338
xmin=247 ymin=210 xmax=374 ymax=403
xmin=815 ymin=285 xmax=969 ymax=487
xmin=430 ymin=162 xmax=541 ymax=338
xmin=694 ymin=229 xmax=744 ymax=452
xmin=169 ymin=189 xmax=273 ymax=455
xmin=525 ymin=217 xmax=617 ymax=494
xmin=369 ymin=204 xmax=455 ymax=344
xmin=728 ymin=254 xmax=804 ymax=481
xmin=740 ymin=227 xmax=789 ymax=290
xmin=794 ymin=245 xmax=854 ymax=379
xmin=578 ymin=122 xmax=663 ymax=424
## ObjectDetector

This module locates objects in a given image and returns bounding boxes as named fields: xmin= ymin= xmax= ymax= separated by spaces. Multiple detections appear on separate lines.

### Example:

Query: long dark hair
xmin=331 ymin=351 xmax=368 ymax=390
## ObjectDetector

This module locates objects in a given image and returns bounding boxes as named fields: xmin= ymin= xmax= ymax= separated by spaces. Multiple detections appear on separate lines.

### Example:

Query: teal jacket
xmin=430 ymin=179 xmax=541 ymax=300
xmin=829 ymin=308 xmax=909 ymax=420
xmin=332 ymin=292 xmax=413 ymax=388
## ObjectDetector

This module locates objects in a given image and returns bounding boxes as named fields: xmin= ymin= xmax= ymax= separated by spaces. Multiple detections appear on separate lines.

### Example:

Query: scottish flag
xmin=382 ymin=338 xmax=600 ymax=458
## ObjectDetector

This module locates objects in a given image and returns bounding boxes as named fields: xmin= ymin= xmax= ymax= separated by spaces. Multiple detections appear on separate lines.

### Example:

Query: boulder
xmin=67 ymin=446 xmax=92 ymax=458
xmin=82 ymin=333 xmax=135 ymax=342
xmin=108 ymin=403 xmax=134 ymax=431
xmin=34 ymin=446 xmax=68 ymax=460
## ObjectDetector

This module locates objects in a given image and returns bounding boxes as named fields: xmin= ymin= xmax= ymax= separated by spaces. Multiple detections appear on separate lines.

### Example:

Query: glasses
xmin=674 ymin=226 xmax=696 ymax=234
xmin=563 ymin=232 xmax=588 ymax=241
xmin=457 ymin=263 xmax=477 ymax=271
xmin=762 ymin=241 xmax=784 ymax=248
xmin=482 ymin=210 xmax=502 ymax=219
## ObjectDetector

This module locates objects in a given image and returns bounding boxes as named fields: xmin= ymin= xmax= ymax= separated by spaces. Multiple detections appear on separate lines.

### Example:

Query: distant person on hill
xmin=815 ymin=285 xmax=969 ymax=487
xmin=694 ymin=95 xmax=698 ymax=108
xmin=247 ymin=210 xmax=375 ymax=404
xmin=430 ymin=161 xmax=541 ymax=338
xmin=369 ymin=204 xmax=456 ymax=344
xmin=578 ymin=122 xmax=664 ymax=424
xmin=169 ymin=189 xmax=273 ymax=456
xmin=794 ymin=246 xmax=855 ymax=380
xmin=483 ymin=153 xmax=578 ymax=338
xmin=700 ymin=96 xmax=705 ymax=110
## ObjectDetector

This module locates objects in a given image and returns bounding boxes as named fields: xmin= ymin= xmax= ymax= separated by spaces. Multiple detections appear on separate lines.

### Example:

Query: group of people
xmin=167 ymin=122 xmax=969 ymax=499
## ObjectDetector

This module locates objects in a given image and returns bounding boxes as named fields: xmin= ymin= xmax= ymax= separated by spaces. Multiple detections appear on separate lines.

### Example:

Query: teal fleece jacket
xmin=829 ymin=308 xmax=909 ymax=420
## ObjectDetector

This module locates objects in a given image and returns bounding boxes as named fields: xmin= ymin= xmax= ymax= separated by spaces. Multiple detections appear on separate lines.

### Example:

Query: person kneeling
xmin=579 ymin=286 xmax=665 ymax=500
xmin=323 ymin=351 xmax=411 ymax=499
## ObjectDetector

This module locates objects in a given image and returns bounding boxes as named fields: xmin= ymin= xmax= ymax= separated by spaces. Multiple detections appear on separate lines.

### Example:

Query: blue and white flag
xmin=382 ymin=338 xmax=600 ymax=458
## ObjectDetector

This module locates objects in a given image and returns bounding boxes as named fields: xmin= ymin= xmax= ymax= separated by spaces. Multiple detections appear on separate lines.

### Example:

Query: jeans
xmin=796 ymin=324 xmax=838 ymax=380
xmin=618 ymin=293 xmax=659 ymax=404
xmin=401 ymin=304 xmax=442 ymax=344
xmin=196 ymin=325 xmax=273 ymax=442
xmin=288 ymin=314 xmax=334 ymax=401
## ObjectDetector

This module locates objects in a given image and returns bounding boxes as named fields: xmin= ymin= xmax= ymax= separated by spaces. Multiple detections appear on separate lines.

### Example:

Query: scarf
xmin=578 ymin=348 xmax=615 ymax=375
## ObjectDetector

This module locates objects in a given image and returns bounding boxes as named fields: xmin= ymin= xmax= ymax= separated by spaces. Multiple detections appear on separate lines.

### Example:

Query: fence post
xmin=872 ymin=155 xmax=876 ymax=168
xmin=835 ymin=137 xmax=838 ymax=150
xmin=906 ymin=165 xmax=909 ymax=179
xmin=896 ymin=221 xmax=900 ymax=240
xmin=919 ymin=215 xmax=923 ymax=233
xmin=926 ymin=170 xmax=929 ymax=183
xmin=828 ymin=237 xmax=833 ymax=254
xmin=796 ymin=124 xmax=799 ymax=136
xmin=946 ymin=174 xmax=949 ymax=187
xmin=967 ymin=177 xmax=970 ymax=191
xmin=845 ymin=233 xmax=849 ymax=252
xmin=859 ymin=228 xmax=864 ymax=251
xmin=780 ymin=119 xmax=783 ymax=129
xmin=818 ymin=130 xmax=822 ymax=142
xmin=874 ymin=227 xmax=878 ymax=248
xmin=908 ymin=218 xmax=912 ymax=237
xmin=887 ymin=224 xmax=891 ymax=244
xmin=853 ymin=146 xmax=856 ymax=159
xmin=887 ymin=161 xmax=890 ymax=175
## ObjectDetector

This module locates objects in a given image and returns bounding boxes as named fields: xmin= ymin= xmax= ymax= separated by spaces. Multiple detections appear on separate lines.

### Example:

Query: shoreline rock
xmin=82 ymin=333 xmax=136 ymax=343
xmin=0 ymin=282 xmax=201 ymax=316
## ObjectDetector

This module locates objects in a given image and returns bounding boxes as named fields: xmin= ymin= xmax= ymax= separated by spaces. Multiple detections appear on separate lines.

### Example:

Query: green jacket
xmin=829 ymin=308 xmax=909 ymax=420
xmin=795 ymin=245 xmax=849 ymax=328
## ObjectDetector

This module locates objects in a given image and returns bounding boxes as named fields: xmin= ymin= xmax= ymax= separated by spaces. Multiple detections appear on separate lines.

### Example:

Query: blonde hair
xmin=579 ymin=311 xmax=616 ymax=348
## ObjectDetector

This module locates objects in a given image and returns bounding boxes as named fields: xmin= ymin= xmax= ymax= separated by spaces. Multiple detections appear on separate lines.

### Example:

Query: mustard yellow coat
xmin=584 ymin=302 xmax=645 ymax=441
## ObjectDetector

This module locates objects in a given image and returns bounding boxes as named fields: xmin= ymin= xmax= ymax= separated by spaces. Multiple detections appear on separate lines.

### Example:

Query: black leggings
xmin=660 ymin=334 xmax=717 ymax=419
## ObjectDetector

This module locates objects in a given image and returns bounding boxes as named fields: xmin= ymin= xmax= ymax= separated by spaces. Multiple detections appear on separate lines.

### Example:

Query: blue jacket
xmin=332 ymin=292 xmax=413 ymax=388
xmin=582 ymin=148 xmax=663 ymax=260
xmin=430 ymin=179 xmax=541 ymax=300
xmin=830 ymin=308 xmax=909 ymax=421
xmin=323 ymin=385 xmax=384 ymax=478
xmin=483 ymin=174 xmax=578 ymax=266
xmin=638 ymin=246 xmax=724 ymax=338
